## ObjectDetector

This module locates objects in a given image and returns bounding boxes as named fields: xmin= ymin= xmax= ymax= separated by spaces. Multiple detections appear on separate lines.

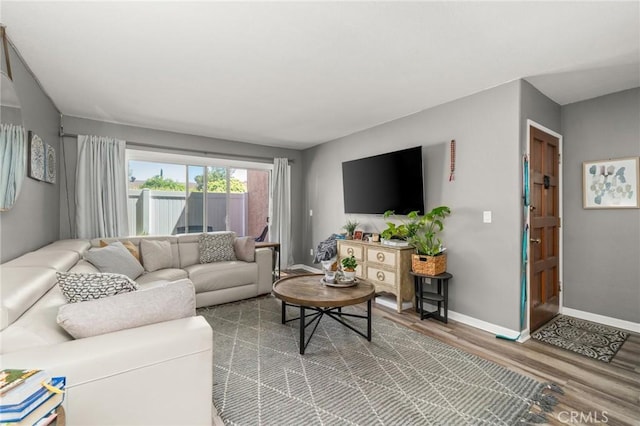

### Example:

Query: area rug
xmin=531 ymin=315 xmax=628 ymax=363
xmin=198 ymin=296 xmax=560 ymax=425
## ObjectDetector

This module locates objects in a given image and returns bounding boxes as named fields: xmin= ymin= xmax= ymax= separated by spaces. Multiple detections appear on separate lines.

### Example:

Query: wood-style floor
xmin=374 ymin=303 xmax=640 ymax=426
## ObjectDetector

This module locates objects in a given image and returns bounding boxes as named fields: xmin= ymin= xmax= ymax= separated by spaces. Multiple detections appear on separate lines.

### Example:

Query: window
xmin=127 ymin=150 xmax=271 ymax=239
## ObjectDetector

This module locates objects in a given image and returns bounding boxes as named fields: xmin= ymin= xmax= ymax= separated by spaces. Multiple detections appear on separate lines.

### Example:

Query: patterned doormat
xmin=531 ymin=315 xmax=629 ymax=363
xmin=198 ymin=296 xmax=561 ymax=425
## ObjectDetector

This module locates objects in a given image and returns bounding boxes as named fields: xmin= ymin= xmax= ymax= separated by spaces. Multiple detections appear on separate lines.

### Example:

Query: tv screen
xmin=342 ymin=146 xmax=424 ymax=215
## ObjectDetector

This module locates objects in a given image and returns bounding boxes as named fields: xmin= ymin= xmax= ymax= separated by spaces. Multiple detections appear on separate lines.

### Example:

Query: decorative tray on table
xmin=320 ymin=277 xmax=358 ymax=288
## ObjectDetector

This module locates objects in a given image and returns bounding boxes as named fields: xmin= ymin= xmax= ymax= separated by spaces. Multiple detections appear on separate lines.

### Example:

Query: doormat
xmin=531 ymin=315 xmax=629 ymax=363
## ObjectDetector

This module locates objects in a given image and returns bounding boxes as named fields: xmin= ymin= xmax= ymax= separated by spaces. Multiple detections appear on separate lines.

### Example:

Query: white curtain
xmin=272 ymin=157 xmax=293 ymax=269
xmin=0 ymin=124 xmax=26 ymax=210
xmin=76 ymin=135 xmax=129 ymax=238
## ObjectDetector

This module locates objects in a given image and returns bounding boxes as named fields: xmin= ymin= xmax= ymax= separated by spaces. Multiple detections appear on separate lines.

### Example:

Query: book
xmin=0 ymin=377 xmax=65 ymax=423
xmin=8 ymin=392 xmax=63 ymax=426
xmin=0 ymin=370 xmax=49 ymax=407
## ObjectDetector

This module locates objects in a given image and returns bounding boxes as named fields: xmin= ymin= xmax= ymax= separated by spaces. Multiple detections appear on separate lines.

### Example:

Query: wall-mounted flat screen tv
xmin=342 ymin=146 xmax=424 ymax=215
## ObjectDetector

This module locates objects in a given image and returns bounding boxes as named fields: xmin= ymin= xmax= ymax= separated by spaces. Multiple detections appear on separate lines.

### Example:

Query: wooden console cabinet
xmin=337 ymin=240 xmax=414 ymax=312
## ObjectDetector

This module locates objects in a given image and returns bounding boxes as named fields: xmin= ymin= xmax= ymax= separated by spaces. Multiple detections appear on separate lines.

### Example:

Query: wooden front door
xmin=529 ymin=126 xmax=561 ymax=332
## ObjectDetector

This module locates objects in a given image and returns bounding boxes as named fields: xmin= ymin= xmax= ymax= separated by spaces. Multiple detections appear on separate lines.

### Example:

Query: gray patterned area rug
xmin=531 ymin=315 xmax=628 ymax=363
xmin=198 ymin=296 xmax=559 ymax=425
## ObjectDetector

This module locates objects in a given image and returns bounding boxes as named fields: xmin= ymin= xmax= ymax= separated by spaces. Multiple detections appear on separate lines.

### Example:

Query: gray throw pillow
xmin=83 ymin=241 xmax=144 ymax=279
xmin=199 ymin=232 xmax=237 ymax=263
xmin=57 ymin=279 xmax=196 ymax=339
xmin=233 ymin=237 xmax=255 ymax=262
xmin=140 ymin=239 xmax=173 ymax=272
xmin=57 ymin=272 xmax=138 ymax=304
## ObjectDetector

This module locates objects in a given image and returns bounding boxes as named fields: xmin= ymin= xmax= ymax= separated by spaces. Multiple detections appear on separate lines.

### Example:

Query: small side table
xmin=410 ymin=271 xmax=453 ymax=323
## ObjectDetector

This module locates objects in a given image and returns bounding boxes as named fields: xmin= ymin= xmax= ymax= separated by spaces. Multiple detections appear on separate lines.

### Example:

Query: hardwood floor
xmin=374 ymin=304 xmax=640 ymax=426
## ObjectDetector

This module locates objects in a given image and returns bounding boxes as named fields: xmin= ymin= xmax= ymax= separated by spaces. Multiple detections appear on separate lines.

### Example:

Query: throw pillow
xmin=233 ymin=236 xmax=255 ymax=262
xmin=84 ymin=242 xmax=144 ymax=279
xmin=140 ymin=239 xmax=173 ymax=272
xmin=199 ymin=232 xmax=237 ymax=263
xmin=57 ymin=279 xmax=195 ymax=339
xmin=57 ymin=272 xmax=138 ymax=304
xmin=100 ymin=239 xmax=141 ymax=263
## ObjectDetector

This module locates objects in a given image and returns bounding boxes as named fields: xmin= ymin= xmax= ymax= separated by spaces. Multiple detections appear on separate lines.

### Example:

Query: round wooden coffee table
xmin=272 ymin=273 xmax=375 ymax=354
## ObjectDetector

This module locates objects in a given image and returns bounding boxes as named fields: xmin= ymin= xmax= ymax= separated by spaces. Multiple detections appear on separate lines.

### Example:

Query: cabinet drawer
xmin=367 ymin=248 xmax=397 ymax=268
xmin=367 ymin=266 xmax=397 ymax=287
xmin=339 ymin=243 xmax=363 ymax=261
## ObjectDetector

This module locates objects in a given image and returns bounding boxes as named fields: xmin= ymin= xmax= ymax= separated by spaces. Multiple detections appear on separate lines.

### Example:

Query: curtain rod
xmin=59 ymin=131 xmax=294 ymax=164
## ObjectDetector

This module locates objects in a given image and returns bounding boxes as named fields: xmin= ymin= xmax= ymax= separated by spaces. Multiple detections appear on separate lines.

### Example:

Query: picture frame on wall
xmin=45 ymin=143 xmax=56 ymax=184
xmin=28 ymin=131 xmax=45 ymax=181
xmin=583 ymin=157 xmax=639 ymax=209
xmin=353 ymin=230 xmax=364 ymax=241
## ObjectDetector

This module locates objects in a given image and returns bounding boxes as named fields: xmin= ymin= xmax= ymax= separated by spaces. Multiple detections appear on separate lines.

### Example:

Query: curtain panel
xmin=0 ymin=124 xmax=26 ymax=210
xmin=76 ymin=135 xmax=129 ymax=238
xmin=271 ymin=158 xmax=293 ymax=269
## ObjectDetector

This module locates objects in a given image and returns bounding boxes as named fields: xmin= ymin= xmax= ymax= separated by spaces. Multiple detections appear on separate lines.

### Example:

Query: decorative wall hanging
xmin=583 ymin=157 xmax=639 ymax=209
xmin=45 ymin=143 xmax=56 ymax=183
xmin=28 ymin=131 xmax=45 ymax=181
xmin=449 ymin=139 xmax=456 ymax=181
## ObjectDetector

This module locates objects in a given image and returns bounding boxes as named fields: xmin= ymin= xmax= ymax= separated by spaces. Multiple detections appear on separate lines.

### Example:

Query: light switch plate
xmin=483 ymin=211 xmax=492 ymax=223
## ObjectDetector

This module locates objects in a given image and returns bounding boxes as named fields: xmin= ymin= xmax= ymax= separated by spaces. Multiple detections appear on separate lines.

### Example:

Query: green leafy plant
xmin=407 ymin=206 xmax=451 ymax=256
xmin=380 ymin=210 xmax=426 ymax=240
xmin=342 ymin=219 xmax=359 ymax=236
xmin=341 ymin=255 xmax=358 ymax=271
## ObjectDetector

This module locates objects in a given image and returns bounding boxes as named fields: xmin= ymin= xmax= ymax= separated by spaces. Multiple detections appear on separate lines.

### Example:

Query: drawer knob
xmin=376 ymin=271 xmax=385 ymax=281
xmin=347 ymin=248 xmax=354 ymax=256
xmin=376 ymin=252 xmax=385 ymax=262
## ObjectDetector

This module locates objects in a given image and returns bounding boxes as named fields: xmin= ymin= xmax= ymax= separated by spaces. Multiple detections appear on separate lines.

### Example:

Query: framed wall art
xmin=583 ymin=157 xmax=639 ymax=209
xmin=28 ymin=131 xmax=45 ymax=181
xmin=45 ymin=143 xmax=56 ymax=183
xmin=353 ymin=230 xmax=363 ymax=241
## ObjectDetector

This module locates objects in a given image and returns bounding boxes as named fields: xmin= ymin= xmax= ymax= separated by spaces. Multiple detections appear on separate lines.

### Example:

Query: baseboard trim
xmin=561 ymin=307 xmax=640 ymax=333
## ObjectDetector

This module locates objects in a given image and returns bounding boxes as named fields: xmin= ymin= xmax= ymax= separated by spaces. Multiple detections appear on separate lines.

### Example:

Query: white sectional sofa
xmin=0 ymin=233 xmax=273 ymax=425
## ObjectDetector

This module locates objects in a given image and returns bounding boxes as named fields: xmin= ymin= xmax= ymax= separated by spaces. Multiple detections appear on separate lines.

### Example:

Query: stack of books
xmin=0 ymin=369 xmax=66 ymax=425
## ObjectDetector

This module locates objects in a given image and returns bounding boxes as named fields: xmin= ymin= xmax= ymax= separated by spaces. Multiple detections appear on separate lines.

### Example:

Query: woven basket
xmin=411 ymin=254 xmax=447 ymax=276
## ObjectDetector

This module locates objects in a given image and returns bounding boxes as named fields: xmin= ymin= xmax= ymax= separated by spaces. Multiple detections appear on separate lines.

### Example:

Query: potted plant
xmin=407 ymin=206 xmax=451 ymax=275
xmin=380 ymin=210 xmax=425 ymax=245
xmin=343 ymin=219 xmax=359 ymax=240
xmin=340 ymin=255 xmax=358 ymax=281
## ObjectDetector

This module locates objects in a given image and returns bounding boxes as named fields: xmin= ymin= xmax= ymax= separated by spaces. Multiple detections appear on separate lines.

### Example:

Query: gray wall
xmin=561 ymin=88 xmax=640 ymax=323
xmin=58 ymin=116 xmax=305 ymax=263
xmin=302 ymin=81 xmax=523 ymax=331
xmin=0 ymin=44 xmax=60 ymax=262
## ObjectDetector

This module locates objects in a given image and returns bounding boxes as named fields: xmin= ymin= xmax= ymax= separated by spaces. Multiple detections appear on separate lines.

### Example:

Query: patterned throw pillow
xmin=199 ymin=232 xmax=237 ymax=263
xmin=57 ymin=272 xmax=138 ymax=304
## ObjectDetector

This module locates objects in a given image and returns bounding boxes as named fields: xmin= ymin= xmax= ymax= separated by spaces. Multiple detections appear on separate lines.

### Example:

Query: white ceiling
xmin=2 ymin=1 xmax=639 ymax=149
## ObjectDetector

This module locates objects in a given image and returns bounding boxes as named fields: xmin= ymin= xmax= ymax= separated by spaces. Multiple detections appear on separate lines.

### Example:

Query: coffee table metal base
xmin=281 ymin=300 xmax=372 ymax=355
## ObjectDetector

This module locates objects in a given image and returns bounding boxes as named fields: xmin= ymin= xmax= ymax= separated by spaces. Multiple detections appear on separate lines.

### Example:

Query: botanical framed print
xmin=583 ymin=157 xmax=639 ymax=209
xmin=45 ymin=143 xmax=56 ymax=184
xmin=28 ymin=131 xmax=45 ymax=181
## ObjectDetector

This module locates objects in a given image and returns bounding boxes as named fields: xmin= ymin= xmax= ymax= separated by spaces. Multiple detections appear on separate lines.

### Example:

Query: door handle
xmin=529 ymin=205 xmax=536 ymax=211
xmin=530 ymin=238 xmax=541 ymax=244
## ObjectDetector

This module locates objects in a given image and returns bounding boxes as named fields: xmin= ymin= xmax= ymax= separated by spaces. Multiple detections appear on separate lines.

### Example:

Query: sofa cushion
xmin=233 ymin=237 xmax=255 ymax=262
xmin=93 ymin=236 xmax=181 ymax=268
xmin=198 ymin=232 xmax=236 ymax=263
xmin=39 ymin=239 xmax=91 ymax=255
xmin=0 ymin=267 xmax=57 ymax=331
xmin=136 ymin=268 xmax=188 ymax=285
xmin=177 ymin=234 xmax=201 ymax=268
xmin=3 ymin=250 xmax=80 ymax=272
xmin=56 ymin=279 xmax=196 ymax=339
xmin=185 ymin=261 xmax=257 ymax=293
xmin=83 ymin=242 xmax=144 ymax=279
xmin=140 ymin=240 xmax=173 ymax=272
xmin=100 ymin=239 xmax=140 ymax=263
xmin=68 ymin=259 xmax=100 ymax=274
xmin=56 ymin=272 xmax=138 ymax=304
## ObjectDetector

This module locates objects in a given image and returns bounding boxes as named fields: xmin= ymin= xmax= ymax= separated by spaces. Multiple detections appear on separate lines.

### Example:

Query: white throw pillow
xmin=57 ymin=279 xmax=196 ymax=339
xmin=83 ymin=241 xmax=144 ymax=279
xmin=233 ymin=237 xmax=255 ymax=262
xmin=199 ymin=232 xmax=237 ymax=263
xmin=140 ymin=240 xmax=173 ymax=272
xmin=56 ymin=272 xmax=138 ymax=303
